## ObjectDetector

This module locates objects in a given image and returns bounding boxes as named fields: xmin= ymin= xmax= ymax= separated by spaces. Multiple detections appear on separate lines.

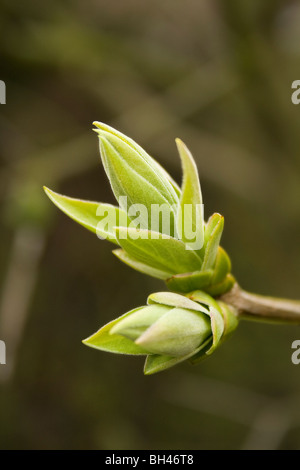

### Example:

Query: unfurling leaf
xmin=176 ymin=138 xmax=204 ymax=250
xmin=44 ymin=187 xmax=130 ymax=244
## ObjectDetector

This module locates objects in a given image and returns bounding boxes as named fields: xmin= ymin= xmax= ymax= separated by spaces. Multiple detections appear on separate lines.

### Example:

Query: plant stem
xmin=219 ymin=283 xmax=300 ymax=324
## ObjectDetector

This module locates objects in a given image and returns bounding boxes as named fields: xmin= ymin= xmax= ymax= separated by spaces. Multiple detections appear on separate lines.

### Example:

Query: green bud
xmin=83 ymin=290 xmax=239 ymax=374
xmin=135 ymin=308 xmax=211 ymax=357
xmin=111 ymin=304 xmax=211 ymax=357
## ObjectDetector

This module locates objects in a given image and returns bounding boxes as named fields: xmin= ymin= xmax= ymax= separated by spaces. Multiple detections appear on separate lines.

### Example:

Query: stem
xmin=219 ymin=283 xmax=300 ymax=324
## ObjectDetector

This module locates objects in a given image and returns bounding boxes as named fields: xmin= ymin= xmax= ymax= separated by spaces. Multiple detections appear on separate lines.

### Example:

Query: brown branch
xmin=219 ymin=283 xmax=300 ymax=324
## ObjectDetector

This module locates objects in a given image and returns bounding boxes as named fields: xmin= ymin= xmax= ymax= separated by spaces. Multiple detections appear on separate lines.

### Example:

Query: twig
xmin=219 ymin=283 xmax=300 ymax=324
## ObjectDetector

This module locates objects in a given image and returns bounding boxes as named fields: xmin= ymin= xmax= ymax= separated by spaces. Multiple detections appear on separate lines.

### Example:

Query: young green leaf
xmin=204 ymin=213 xmax=223 ymax=245
xmin=147 ymin=291 xmax=210 ymax=315
xmin=115 ymin=227 xmax=202 ymax=275
xmin=210 ymin=246 xmax=231 ymax=285
xmin=94 ymin=123 xmax=179 ymax=234
xmin=201 ymin=215 xmax=224 ymax=270
xmin=153 ymin=160 xmax=181 ymax=198
xmin=176 ymin=139 xmax=204 ymax=250
xmin=187 ymin=290 xmax=224 ymax=355
xmin=44 ymin=187 xmax=130 ymax=244
xmin=94 ymin=121 xmax=181 ymax=198
xmin=217 ymin=301 xmax=239 ymax=339
xmin=165 ymin=270 xmax=213 ymax=293
xmin=144 ymin=338 xmax=212 ymax=374
xmin=205 ymin=273 xmax=235 ymax=296
xmin=205 ymin=305 xmax=224 ymax=355
xmin=82 ymin=307 xmax=150 ymax=355
xmin=113 ymin=248 xmax=173 ymax=280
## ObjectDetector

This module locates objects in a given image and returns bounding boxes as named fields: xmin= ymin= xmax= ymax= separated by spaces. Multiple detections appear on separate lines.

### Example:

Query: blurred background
xmin=0 ymin=0 xmax=300 ymax=450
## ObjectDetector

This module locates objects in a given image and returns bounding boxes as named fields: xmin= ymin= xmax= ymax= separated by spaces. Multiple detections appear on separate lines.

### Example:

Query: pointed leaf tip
xmin=43 ymin=187 xmax=130 ymax=244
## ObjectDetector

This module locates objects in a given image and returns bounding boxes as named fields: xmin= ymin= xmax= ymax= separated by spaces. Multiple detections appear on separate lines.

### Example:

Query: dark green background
xmin=0 ymin=0 xmax=300 ymax=449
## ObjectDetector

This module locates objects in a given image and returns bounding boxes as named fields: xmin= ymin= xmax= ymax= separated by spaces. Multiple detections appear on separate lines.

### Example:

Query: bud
xmin=44 ymin=123 xmax=235 ymax=297
xmin=110 ymin=304 xmax=211 ymax=357
xmin=83 ymin=291 xmax=239 ymax=374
